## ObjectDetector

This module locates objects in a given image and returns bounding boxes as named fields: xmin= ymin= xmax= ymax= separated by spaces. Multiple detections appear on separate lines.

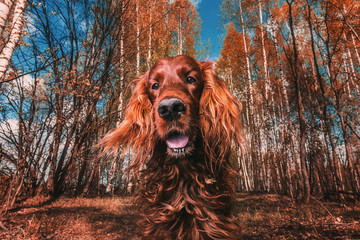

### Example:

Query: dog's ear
xmin=99 ymin=72 xmax=154 ymax=171
xmin=199 ymin=62 xmax=244 ymax=169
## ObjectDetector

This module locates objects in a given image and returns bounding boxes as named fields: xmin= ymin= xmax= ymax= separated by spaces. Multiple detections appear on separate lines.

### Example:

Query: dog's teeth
xmin=171 ymin=147 xmax=186 ymax=153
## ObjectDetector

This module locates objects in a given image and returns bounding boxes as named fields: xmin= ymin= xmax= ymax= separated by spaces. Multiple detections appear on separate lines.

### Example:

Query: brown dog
xmin=100 ymin=55 xmax=243 ymax=239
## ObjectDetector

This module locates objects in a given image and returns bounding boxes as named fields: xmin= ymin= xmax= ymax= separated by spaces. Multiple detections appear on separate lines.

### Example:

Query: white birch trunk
xmin=238 ymin=154 xmax=250 ymax=191
xmin=239 ymin=0 xmax=256 ymax=187
xmin=0 ymin=0 xmax=14 ymax=37
xmin=136 ymin=0 xmax=140 ymax=75
xmin=258 ymin=0 xmax=271 ymax=191
xmin=178 ymin=12 xmax=182 ymax=55
xmin=108 ymin=3 xmax=126 ymax=193
xmin=117 ymin=2 xmax=125 ymax=125
xmin=105 ymin=157 xmax=118 ymax=194
xmin=344 ymin=33 xmax=360 ymax=96
xmin=0 ymin=0 xmax=26 ymax=82
xmin=147 ymin=0 xmax=153 ymax=68
xmin=269 ymin=17 xmax=296 ymax=197
xmin=239 ymin=0 xmax=253 ymax=106
xmin=351 ymin=33 xmax=360 ymax=67
xmin=258 ymin=0 xmax=270 ymax=100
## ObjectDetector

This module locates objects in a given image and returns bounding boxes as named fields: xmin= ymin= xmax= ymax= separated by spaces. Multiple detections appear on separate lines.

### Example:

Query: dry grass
xmin=1 ymin=196 xmax=139 ymax=240
xmin=1 ymin=194 xmax=359 ymax=239
xmin=235 ymin=194 xmax=360 ymax=239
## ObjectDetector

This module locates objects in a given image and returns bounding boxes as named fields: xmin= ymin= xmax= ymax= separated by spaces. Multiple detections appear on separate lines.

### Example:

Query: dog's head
xmin=100 ymin=55 xmax=243 ymax=170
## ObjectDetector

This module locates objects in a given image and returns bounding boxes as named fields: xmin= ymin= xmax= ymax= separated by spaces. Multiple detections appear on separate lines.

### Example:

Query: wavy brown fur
xmin=99 ymin=56 xmax=244 ymax=239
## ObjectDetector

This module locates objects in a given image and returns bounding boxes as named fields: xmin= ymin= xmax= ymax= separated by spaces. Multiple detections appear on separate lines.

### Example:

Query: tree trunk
xmin=351 ymin=33 xmax=360 ymax=67
xmin=258 ymin=0 xmax=270 ymax=101
xmin=239 ymin=0 xmax=259 ymax=189
xmin=0 ymin=0 xmax=14 ymax=37
xmin=287 ymin=0 xmax=310 ymax=204
xmin=136 ymin=0 xmax=140 ymax=75
xmin=306 ymin=0 xmax=346 ymax=199
xmin=0 ymin=0 xmax=26 ymax=82
xmin=106 ymin=157 xmax=118 ymax=194
xmin=258 ymin=0 xmax=272 ymax=191
xmin=177 ymin=12 xmax=183 ymax=55
xmin=269 ymin=13 xmax=294 ymax=198
xmin=147 ymin=0 xmax=153 ymax=68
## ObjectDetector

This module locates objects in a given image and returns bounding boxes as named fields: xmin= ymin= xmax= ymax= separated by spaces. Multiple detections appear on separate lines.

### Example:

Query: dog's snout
xmin=157 ymin=98 xmax=186 ymax=121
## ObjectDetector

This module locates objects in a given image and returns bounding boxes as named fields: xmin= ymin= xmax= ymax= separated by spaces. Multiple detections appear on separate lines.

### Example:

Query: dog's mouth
xmin=165 ymin=131 xmax=192 ymax=155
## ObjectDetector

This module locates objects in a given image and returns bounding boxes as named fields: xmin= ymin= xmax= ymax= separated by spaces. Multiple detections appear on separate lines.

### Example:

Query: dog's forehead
xmin=149 ymin=56 xmax=201 ymax=77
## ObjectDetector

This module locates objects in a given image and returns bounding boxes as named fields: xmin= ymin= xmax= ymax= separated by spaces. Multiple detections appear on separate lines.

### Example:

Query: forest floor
xmin=1 ymin=193 xmax=359 ymax=239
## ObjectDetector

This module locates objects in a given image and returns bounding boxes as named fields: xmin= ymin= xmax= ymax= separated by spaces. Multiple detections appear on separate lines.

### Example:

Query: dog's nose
xmin=157 ymin=98 xmax=186 ymax=121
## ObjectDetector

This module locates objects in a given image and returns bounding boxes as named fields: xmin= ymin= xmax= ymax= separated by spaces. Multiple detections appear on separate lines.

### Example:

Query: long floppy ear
xmin=99 ymin=73 xmax=154 ymax=171
xmin=199 ymin=62 xmax=244 ymax=170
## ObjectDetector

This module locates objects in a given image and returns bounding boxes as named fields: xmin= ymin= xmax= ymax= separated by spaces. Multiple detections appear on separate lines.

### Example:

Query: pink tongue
xmin=166 ymin=135 xmax=189 ymax=149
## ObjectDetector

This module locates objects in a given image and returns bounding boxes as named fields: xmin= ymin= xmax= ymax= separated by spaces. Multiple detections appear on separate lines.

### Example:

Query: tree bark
xmin=286 ymin=0 xmax=310 ymax=203
xmin=0 ymin=0 xmax=26 ymax=82
xmin=147 ymin=0 xmax=153 ymax=68
xmin=136 ymin=0 xmax=140 ymax=75
xmin=258 ymin=0 xmax=272 ymax=191
xmin=0 ymin=0 xmax=14 ymax=37
xmin=239 ymin=0 xmax=259 ymax=189
xmin=269 ymin=12 xmax=294 ymax=199
xmin=177 ymin=11 xmax=183 ymax=55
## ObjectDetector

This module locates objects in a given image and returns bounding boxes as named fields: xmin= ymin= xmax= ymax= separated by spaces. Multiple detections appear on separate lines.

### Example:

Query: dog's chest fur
xmin=140 ymin=154 xmax=235 ymax=239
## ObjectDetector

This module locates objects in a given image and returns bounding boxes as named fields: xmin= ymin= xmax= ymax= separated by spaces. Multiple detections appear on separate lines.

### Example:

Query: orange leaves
xmin=272 ymin=1 xmax=289 ymax=24
xmin=218 ymin=23 xmax=246 ymax=77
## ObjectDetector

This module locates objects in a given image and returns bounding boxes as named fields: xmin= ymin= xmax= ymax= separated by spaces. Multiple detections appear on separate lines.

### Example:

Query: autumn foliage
xmin=218 ymin=0 xmax=360 ymax=203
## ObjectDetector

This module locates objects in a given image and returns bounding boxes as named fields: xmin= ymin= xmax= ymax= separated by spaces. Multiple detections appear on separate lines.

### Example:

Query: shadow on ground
xmin=1 ymin=194 xmax=359 ymax=239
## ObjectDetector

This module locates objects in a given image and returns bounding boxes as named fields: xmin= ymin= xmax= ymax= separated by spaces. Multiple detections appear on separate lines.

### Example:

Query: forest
xmin=0 ymin=0 xmax=359 ymax=238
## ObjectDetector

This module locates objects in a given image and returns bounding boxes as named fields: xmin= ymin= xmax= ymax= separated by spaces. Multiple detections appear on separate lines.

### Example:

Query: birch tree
xmin=0 ymin=0 xmax=14 ymax=37
xmin=0 ymin=0 xmax=26 ymax=82
xmin=284 ymin=0 xmax=310 ymax=203
xmin=219 ymin=0 xmax=359 ymax=200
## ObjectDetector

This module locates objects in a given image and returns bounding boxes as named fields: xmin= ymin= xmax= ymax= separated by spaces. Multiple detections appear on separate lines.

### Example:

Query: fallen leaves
xmin=1 ymin=194 xmax=359 ymax=239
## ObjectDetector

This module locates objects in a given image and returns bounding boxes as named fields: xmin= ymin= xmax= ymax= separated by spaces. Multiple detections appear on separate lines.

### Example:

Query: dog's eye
xmin=186 ymin=76 xmax=197 ymax=84
xmin=152 ymin=83 xmax=160 ymax=90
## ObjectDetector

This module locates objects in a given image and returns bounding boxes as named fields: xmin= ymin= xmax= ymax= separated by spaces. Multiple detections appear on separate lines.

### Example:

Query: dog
xmin=100 ymin=55 xmax=243 ymax=239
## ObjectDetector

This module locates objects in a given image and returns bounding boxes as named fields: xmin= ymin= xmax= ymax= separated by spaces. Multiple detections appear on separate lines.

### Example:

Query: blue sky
xmin=195 ymin=0 xmax=225 ymax=60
